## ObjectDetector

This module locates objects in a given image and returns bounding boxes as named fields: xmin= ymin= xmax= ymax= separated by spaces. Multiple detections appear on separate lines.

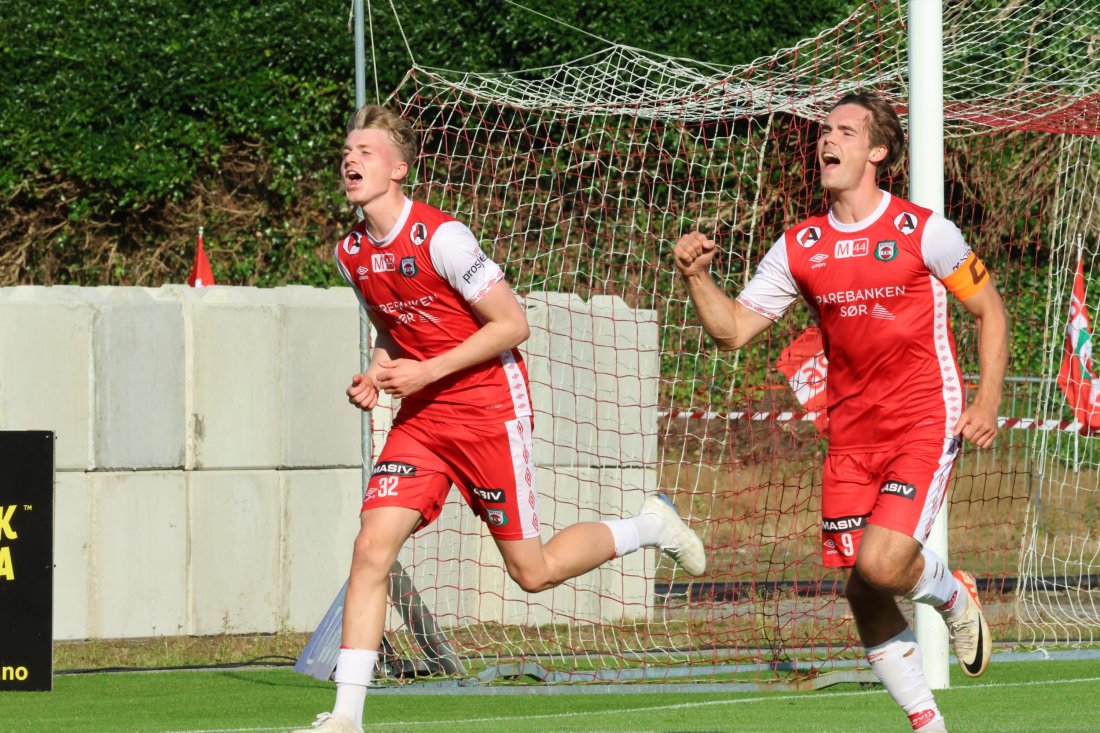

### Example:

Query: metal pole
xmin=908 ymin=0 xmax=951 ymax=691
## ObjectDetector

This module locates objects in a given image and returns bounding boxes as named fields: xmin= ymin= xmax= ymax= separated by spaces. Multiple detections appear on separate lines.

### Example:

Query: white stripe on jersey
xmin=914 ymin=437 xmax=960 ymax=541
xmin=929 ymin=274 xmax=964 ymax=436
xmin=506 ymin=416 xmax=540 ymax=539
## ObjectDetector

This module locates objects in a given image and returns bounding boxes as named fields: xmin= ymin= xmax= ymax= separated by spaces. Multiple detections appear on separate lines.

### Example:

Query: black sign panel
xmin=0 ymin=431 xmax=54 ymax=692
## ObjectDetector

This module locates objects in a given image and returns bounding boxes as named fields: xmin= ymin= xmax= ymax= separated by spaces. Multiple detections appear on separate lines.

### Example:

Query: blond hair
xmin=346 ymin=105 xmax=419 ymax=173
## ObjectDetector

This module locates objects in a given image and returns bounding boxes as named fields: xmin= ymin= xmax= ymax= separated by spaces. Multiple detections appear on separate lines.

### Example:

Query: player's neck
xmin=358 ymin=188 xmax=408 ymax=240
xmin=828 ymin=183 xmax=884 ymax=225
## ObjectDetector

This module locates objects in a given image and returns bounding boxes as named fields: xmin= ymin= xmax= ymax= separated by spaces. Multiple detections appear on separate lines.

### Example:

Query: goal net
xmin=371 ymin=0 xmax=1100 ymax=684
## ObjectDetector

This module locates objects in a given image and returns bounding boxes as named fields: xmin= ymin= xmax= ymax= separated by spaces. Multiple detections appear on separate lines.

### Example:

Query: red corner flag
xmin=188 ymin=226 xmax=215 ymax=287
xmin=775 ymin=326 xmax=829 ymax=436
xmin=1057 ymin=251 xmax=1100 ymax=434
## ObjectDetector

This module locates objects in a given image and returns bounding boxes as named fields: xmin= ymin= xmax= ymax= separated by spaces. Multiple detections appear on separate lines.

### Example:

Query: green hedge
xmin=0 ymin=0 xmax=855 ymax=286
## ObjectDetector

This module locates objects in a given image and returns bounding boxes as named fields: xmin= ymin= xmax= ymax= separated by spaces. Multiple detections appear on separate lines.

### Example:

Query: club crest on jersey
xmin=410 ymin=222 xmax=428 ymax=246
xmin=342 ymin=230 xmax=362 ymax=255
xmin=372 ymin=252 xmax=396 ymax=272
xmin=485 ymin=508 xmax=509 ymax=527
xmin=796 ymin=225 xmax=822 ymax=248
xmin=893 ymin=212 xmax=918 ymax=235
xmin=874 ymin=240 xmax=898 ymax=261
xmin=400 ymin=256 xmax=418 ymax=277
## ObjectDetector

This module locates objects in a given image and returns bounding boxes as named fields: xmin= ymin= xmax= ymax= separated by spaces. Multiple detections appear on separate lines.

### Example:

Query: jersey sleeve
xmin=736 ymin=235 xmax=801 ymax=321
xmin=430 ymin=221 xmax=505 ymax=303
xmin=921 ymin=213 xmax=990 ymax=301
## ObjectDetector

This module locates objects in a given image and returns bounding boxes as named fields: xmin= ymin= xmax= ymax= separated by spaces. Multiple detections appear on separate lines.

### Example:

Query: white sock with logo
xmin=602 ymin=514 xmax=662 ymax=557
xmin=906 ymin=546 xmax=966 ymax=620
xmin=866 ymin=627 xmax=945 ymax=731
xmin=333 ymin=647 xmax=378 ymax=729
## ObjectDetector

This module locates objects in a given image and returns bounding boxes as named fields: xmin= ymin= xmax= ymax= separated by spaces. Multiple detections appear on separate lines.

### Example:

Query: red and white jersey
xmin=739 ymin=191 xmax=991 ymax=452
xmin=335 ymin=198 xmax=532 ymax=424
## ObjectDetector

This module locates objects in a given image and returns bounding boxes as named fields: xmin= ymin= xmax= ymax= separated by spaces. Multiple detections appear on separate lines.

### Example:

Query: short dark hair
xmin=831 ymin=92 xmax=905 ymax=176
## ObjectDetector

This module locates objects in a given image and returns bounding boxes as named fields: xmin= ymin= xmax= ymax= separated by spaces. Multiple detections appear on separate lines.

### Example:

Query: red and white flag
xmin=775 ymin=326 xmax=829 ymax=435
xmin=188 ymin=226 xmax=215 ymax=287
xmin=1057 ymin=251 xmax=1100 ymax=434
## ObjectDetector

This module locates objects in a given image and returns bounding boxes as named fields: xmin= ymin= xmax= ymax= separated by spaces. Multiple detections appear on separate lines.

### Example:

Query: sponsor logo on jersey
xmin=874 ymin=240 xmax=898 ymax=261
xmin=880 ymin=480 xmax=917 ymax=500
xmin=356 ymin=265 xmax=369 ymax=281
xmin=871 ymin=303 xmax=895 ymax=320
xmin=371 ymin=461 xmax=417 ymax=477
xmin=471 ymin=486 xmax=506 ymax=504
xmin=834 ymin=238 xmax=869 ymax=259
xmin=400 ymin=256 xmax=418 ymax=277
xmin=814 ymin=285 xmax=906 ymax=305
xmin=821 ymin=515 xmax=867 ymax=532
xmin=486 ymin=508 xmax=509 ymax=527
xmin=410 ymin=222 xmax=428 ymax=246
xmin=893 ymin=213 xmax=917 ymax=235
xmin=810 ymin=253 xmax=829 ymax=269
xmin=342 ymin=230 xmax=362 ymax=255
xmin=372 ymin=252 xmax=396 ymax=272
xmin=795 ymin=225 xmax=822 ymax=248
xmin=462 ymin=252 xmax=489 ymax=283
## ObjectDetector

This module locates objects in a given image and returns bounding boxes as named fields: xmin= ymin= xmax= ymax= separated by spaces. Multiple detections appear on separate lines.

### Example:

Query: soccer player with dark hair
xmin=673 ymin=92 xmax=1008 ymax=732
xmin=292 ymin=105 xmax=705 ymax=733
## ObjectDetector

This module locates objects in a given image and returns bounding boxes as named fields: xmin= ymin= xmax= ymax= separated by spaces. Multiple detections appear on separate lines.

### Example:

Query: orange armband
xmin=942 ymin=251 xmax=990 ymax=301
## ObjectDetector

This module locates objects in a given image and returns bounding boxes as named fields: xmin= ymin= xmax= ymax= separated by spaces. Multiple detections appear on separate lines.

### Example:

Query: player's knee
xmin=506 ymin=565 xmax=557 ymax=593
xmin=350 ymin=531 xmax=396 ymax=578
xmin=854 ymin=553 xmax=910 ymax=593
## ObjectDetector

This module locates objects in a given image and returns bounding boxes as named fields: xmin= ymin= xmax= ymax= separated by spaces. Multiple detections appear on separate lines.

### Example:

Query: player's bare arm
xmin=347 ymin=314 xmax=401 ymax=411
xmin=375 ymin=279 xmax=529 ymax=399
xmin=673 ymin=231 xmax=773 ymax=349
xmin=952 ymin=283 xmax=1009 ymax=449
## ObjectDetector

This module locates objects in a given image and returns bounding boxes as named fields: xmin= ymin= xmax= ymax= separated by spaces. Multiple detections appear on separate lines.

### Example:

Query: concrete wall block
xmin=189 ymin=471 xmax=283 ymax=635
xmin=94 ymin=289 xmax=186 ymax=469
xmin=0 ymin=287 xmax=96 ymax=470
xmin=522 ymin=292 xmax=597 ymax=467
xmin=174 ymin=287 xmax=284 ymax=469
xmin=86 ymin=472 xmax=188 ymax=638
xmin=280 ymin=298 xmax=362 ymax=467
xmin=589 ymin=295 xmax=660 ymax=466
xmin=282 ymin=469 xmax=362 ymax=631
xmin=54 ymin=471 xmax=91 ymax=640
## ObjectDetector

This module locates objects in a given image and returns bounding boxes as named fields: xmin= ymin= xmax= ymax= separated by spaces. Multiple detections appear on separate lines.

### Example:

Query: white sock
xmin=332 ymin=647 xmax=378 ymax=729
xmin=601 ymin=514 xmax=662 ymax=557
xmin=907 ymin=546 xmax=966 ymax=620
xmin=866 ymin=627 xmax=945 ymax=731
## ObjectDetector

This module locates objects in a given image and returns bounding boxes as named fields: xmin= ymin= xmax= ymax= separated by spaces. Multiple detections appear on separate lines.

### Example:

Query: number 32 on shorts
xmin=376 ymin=475 xmax=399 ymax=497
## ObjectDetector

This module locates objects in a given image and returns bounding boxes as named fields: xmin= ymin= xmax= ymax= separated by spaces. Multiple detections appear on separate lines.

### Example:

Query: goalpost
xmin=309 ymin=0 xmax=1100 ymax=687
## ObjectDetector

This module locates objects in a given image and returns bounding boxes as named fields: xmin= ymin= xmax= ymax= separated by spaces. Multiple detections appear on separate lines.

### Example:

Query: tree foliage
xmin=0 ymin=0 xmax=856 ymax=286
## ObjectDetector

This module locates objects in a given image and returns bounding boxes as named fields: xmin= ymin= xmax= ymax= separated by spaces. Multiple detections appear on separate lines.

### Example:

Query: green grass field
xmin=1 ymin=660 xmax=1097 ymax=732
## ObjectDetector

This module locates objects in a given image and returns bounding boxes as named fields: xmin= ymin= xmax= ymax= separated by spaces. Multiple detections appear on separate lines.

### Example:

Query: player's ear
xmin=869 ymin=145 xmax=887 ymax=163
xmin=392 ymin=160 xmax=408 ymax=181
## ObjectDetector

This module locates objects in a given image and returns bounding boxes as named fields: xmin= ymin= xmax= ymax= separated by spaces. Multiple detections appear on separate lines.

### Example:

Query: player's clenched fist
xmin=673 ymin=232 xmax=718 ymax=276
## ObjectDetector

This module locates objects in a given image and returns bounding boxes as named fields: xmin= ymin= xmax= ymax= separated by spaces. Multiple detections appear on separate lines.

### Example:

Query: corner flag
xmin=775 ymin=327 xmax=829 ymax=435
xmin=188 ymin=226 xmax=215 ymax=287
xmin=1057 ymin=248 xmax=1100 ymax=434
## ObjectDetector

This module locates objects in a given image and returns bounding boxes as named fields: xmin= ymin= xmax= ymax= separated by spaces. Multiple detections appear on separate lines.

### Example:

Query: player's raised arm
xmin=673 ymin=231 xmax=774 ymax=350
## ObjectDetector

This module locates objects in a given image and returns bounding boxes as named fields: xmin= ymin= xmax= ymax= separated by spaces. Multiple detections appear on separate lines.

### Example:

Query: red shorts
xmin=820 ymin=437 xmax=960 ymax=568
xmin=362 ymin=415 xmax=540 ymax=541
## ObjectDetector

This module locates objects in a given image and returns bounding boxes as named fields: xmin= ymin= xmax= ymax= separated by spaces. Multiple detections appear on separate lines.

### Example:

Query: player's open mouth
xmin=821 ymin=151 xmax=840 ymax=169
xmin=346 ymin=170 xmax=362 ymax=185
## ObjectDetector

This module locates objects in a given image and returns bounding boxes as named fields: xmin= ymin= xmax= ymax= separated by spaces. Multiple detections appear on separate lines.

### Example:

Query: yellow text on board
xmin=0 ymin=504 xmax=19 ymax=581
